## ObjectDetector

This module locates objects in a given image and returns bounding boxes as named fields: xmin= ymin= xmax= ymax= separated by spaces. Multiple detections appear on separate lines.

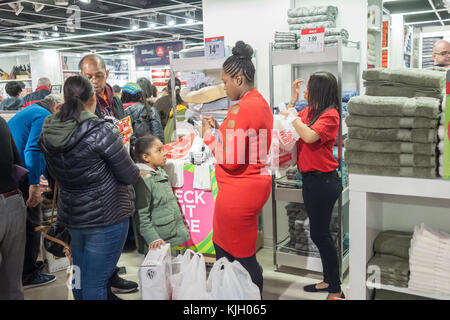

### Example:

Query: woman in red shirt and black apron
xmin=202 ymin=41 xmax=273 ymax=297
xmin=280 ymin=72 xmax=344 ymax=300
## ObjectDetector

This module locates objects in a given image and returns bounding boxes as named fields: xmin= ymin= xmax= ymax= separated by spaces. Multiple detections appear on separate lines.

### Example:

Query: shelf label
xmin=299 ymin=28 xmax=325 ymax=54
xmin=205 ymin=36 xmax=225 ymax=60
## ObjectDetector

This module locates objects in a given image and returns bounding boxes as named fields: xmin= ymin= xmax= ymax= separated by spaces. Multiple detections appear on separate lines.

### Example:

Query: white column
xmin=389 ymin=14 xmax=405 ymax=68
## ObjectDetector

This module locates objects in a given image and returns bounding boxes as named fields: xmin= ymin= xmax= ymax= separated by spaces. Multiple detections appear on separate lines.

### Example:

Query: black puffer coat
xmin=39 ymin=116 xmax=139 ymax=229
xmin=124 ymin=102 xmax=165 ymax=144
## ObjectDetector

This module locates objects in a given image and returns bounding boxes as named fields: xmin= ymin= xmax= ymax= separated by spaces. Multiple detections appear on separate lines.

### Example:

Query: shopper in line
xmin=137 ymin=77 xmax=158 ymax=106
xmin=432 ymin=39 xmax=450 ymax=67
xmin=132 ymin=135 xmax=190 ymax=255
xmin=0 ymin=81 xmax=24 ymax=110
xmin=79 ymin=54 xmax=125 ymax=120
xmin=201 ymin=41 xmax=273 ymax=297
xmin=79 ymin=54 xmax=138 ymax=296
xmin=22 ymin=77 xmax=52 ymax=108
xmin=279 ymin=72 xmax=344 ymax=300
xmin=0 ymin=117 xmax=27 ymax=300
xmin=153 ymin=77 xmax=184 ymax=129
xmin=38 ymin=75 xmax=140 ymax=300
xmin=121 ymin=82 xmax=164 ymax=143
xmin=8 ymin=93 xmax=63 ymax=289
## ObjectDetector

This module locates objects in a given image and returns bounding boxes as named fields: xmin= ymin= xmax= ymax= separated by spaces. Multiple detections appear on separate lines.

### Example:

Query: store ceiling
xmin=0 ymin=0 xmax=204 ymax=54
xmin=384 ymin=0 xmax=450 ymax=27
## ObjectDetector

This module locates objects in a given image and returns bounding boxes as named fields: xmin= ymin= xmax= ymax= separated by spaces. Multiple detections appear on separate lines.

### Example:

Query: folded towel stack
xmin=408 ymin=224 xmax=450 ymax=296
xmin=366 ymin=230 xmax=412 ymax=288
xmin=345 ymin=68 xmax=446 ymax=178
xmin=283 ymin=5 xmax=350 ymax=48
xmin=274 ymin=31 xmax=298 ymax=50
xmin=286 ymin=202 xmax=339 ymax=258
xmin=367 ymin=33 xmax=376 ymax=67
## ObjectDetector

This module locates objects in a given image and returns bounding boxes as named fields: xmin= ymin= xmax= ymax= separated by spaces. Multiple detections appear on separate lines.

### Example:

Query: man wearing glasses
xmin=79 ymin=54 xmax=138 ymax=299
xmin=79 ymin=54 xmax=125 ymax=119
xmin=432 ymin=40 xmax=450 ymax=68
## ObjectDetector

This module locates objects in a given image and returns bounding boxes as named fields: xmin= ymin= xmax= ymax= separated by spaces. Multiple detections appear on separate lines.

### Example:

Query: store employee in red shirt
xmin=280 ymin=72 xmax=343 ymax=300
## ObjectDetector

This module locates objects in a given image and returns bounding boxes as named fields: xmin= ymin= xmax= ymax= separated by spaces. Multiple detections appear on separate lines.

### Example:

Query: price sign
xmin=205 ymin=36 xmax=225 ymax=60
xmin=299 ymin=28 xmax=325 ymax=54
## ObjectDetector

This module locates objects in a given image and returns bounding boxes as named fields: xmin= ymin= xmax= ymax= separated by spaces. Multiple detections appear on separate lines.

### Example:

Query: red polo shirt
xmin=296 ymin=107 xmax=339 ymax=173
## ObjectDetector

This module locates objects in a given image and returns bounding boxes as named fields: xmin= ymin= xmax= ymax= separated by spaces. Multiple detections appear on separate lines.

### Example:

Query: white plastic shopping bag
xmin=138 ymin=243 xmax=172 ymax=300
xmin=169 ymin=249 xmax=211 ymax=300
xmin=273 ymin=114 xmax=301 ymax=152
xmin=207 ymin=257 xmax=261 ymax=300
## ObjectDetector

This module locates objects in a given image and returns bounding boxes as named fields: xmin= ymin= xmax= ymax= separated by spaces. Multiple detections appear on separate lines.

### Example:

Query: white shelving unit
xmin=349 ymin=174 xmax=450 ymax=300
xmin=269 ymin=40 xmax=360 ymax=276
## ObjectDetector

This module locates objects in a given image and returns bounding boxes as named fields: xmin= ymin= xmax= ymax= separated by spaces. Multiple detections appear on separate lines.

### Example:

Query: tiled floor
xmin=24 ymin=247 xmax=350 ymax=300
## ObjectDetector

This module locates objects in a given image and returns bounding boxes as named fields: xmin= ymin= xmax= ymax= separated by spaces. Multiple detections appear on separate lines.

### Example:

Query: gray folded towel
xmin=373 ymin=230 xmax=413 ymax=260
xmin=367 ymin=254 xmax=409 ymax=277
xmin=348 ymin=127 xmax=437 ymax=143
xmin=345 ymin=150 xmax=436 ymax=167
xmin=287 ymin=5 xmax=338 ymax=19
xmin=345 ymin=114 xmax=439 ymax=129
xmin=362 ymin=68 xmax=445 ymax=89
xmin=348 ymin=95 xmax=441 ymax=119
xmin=347 ymin=163 xmax=437 ymax=178
xmin=344 ymin=139 xmax=437 ymax=155
xmin=287 ymin=15 xmax=330 ymax=24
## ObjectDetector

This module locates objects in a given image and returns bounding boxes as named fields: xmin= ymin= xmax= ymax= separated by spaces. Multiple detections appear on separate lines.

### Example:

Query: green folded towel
xmin=348 ymin=127 xmax=437 ymax=143
xmin=345 ymin=114 xmax=438 ymax=129
xmin=373 ymin=230 xmax=413 ymax=260
xmin=362 ymin=68 xmax=445 ymax=89
xmin=345 ymin=150 xmax=436 ymax=167
xmin=344 ymin=139 xmax=436 ymax=155
xmin=364 ymin=85 xmax=443 ymax=100
xmin=348 ymin=163 xmax=437 ymax=178
xmin=348 ymin=95 xmax=441 ymax=119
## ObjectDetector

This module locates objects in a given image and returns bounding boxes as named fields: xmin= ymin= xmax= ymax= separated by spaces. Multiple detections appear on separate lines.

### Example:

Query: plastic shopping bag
xmin=207 ymin=257 xmax=261 ymax=300
xmin=138 ymin=244 xmax=172 ymax=300
xmin=273 ymin=114 xmax=300 ymax=152
xmin=267 ymin=130 xmax=298 ymax=171
xmin=169 ymin=249 xmax=211 ymax=300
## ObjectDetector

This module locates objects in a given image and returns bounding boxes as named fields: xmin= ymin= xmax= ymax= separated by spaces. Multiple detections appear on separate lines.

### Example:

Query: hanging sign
xmin=299 ymin=28 xmax=325 ymax=54
xmin=135 ymin=41 xmax=184 ymax=67
xmin=204 ymin=36 xmax=225 ymax=60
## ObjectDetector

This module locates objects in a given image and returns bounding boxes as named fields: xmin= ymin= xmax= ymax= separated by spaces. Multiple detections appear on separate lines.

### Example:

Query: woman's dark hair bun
xmin=232 ymin=41 xmax=253 ymax=59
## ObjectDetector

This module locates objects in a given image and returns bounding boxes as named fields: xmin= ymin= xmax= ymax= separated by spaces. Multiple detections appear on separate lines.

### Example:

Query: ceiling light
xmin=148 ymin=22 xmax=156 ymax=28
xmin=130 ymin=19 xmax=139 ymax=30
xmin=34 ymin=3 xmax=45 ymax=12
xmin=9 ymin=2 xmax=24 ymax=16
xmin=39 ymin=31 xmax=45 ymax=40
xmin=186 ymin=18 xmax=194 ymax=24
xmin=52 ymin=25 xmax=58 ymax=31
xmin=54 ymin=0 xmax=69 ymax=5
xmin=52 ymin=32 xmax=60 ymax=37
xmin=168 ymin=19 xmax=176 ymax=27
xmin=80 ymin=0 xmax=91 ymax=3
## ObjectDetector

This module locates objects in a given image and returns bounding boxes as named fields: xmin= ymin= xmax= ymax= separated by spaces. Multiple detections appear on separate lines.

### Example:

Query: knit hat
xmin=122 ymin=82 xmax=142 ymax=95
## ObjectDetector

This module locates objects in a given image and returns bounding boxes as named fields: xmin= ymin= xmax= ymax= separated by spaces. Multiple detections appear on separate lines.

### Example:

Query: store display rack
xmin=269 ymin=39 xmax=361 ymax=277
xmin=349 ymin=174 xmax=450 ymax=300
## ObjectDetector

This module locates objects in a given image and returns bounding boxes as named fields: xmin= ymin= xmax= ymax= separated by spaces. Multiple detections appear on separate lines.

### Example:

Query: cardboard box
xmin=138 ymin=244 xmax=172 ymax=300
xmin=43 ymin=247 xmax=70 ymax=273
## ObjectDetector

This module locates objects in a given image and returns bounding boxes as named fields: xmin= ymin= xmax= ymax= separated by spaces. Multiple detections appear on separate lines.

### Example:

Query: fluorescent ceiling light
xmin=80 ymin=0 xmax=91 ymax=3
xmin=186 ymin=18 xmax=194 ymax=24
xmin=130 ymin=19 xmax=139 ymax=30
xmin=168 ymin=20 xmax=175 ymax=26
xmin=39 ymin=31 xmax=45 ymax=39
xmin=52 ymin=32 xmax=60 ymax=37
xmin=52 ymin=25 xmax=58 ymax=31
xmin=148 ymin=22 xmax=156 ymax=28
xmin=54 ymin=0 xmax=69 ymax=5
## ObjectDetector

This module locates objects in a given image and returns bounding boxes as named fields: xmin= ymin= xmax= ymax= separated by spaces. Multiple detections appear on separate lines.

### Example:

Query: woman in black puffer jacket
xmin=39 ymin=75 xmax=139 ymax=300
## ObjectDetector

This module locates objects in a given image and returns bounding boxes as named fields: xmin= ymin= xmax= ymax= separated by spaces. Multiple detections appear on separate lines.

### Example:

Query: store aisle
xmin=23 ymin=248 xmax=349 ymax=300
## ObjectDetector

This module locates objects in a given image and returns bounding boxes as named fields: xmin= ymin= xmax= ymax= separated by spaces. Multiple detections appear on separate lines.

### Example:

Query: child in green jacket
xmin=133 ymin=135 xmax=190 ymax=255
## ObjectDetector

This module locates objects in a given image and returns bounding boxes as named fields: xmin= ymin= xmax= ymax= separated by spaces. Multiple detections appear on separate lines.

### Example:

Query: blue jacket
xmin=8 ymin=104 xmax=51 ymax=184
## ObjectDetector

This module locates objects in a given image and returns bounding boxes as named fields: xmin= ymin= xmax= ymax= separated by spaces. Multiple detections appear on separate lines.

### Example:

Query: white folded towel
xmin=193 ymin=163 xmax=212 ymax=191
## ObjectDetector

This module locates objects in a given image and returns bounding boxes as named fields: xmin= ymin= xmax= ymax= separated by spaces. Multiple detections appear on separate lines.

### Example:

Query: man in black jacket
xmin=0 ymin=117 xmax=27 ymax=299
xmin=79 ymin=54 xmax=138 ymax=298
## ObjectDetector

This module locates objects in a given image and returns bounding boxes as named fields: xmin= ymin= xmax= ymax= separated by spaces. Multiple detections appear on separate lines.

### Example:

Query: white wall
xmin=203 ymin=0 xmax=368 ymax=247
xmin=30 ymin=50 xmax=63 ymax=90
xmin=389 ymin=14 xmax=404 ymax=68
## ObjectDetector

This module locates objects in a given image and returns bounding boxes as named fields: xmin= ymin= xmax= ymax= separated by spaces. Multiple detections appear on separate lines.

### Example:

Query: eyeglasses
xmin=433 ymin=51 xmax=450 ymax=56
xmin=83 ymin=73 xmax=106 ymax=81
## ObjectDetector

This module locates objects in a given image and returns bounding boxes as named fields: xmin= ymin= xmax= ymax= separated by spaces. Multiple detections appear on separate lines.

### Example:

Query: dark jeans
xmin=68 ymin=219 xmax=129 ymax=300
xmin=213 ymin=243 xmax=263 ymax=298
xmin=302 ymin=171 xmax=343 ymax=292
xmin=21 ymin=198 xmax=43 ymax=283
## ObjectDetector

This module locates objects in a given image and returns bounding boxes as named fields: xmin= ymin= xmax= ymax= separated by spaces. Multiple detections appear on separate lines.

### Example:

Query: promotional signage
xmin=204 ymin=36 xmax=225 ymax=60
xmin=443 ymin=70 xmax=450 ymax=180
xmin=299 ymin=27 xmax=325 ymax=54
xmin=135 ymin=41 xmax=184 ymax=67
xmin=172 ymin=165 xmax=217 ymax=254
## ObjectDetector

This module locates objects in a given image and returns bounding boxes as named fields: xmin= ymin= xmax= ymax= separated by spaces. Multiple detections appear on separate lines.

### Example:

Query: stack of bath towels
xmin=366 ymin=230 xmax=412 ymax=288
xmin=367 ymin=32 xmax=376 ymax=67
xmin=285 ymin=5 xmax=350 ymax=47
xmin=286 ymin=203 xmax=339 ymax=258
xmin=344 ymin=68 xmax=446 ymax=179
xmin=408 ymin=224 xmax=450 ymax=296
xmin=274 ymin=31 xmax=298 ymax=50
